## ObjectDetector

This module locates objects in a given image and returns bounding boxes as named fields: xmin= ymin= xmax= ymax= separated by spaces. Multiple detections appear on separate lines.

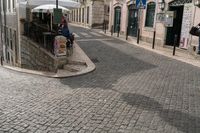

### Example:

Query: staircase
xmin=63 ymin=60 xmax=87 ymax=72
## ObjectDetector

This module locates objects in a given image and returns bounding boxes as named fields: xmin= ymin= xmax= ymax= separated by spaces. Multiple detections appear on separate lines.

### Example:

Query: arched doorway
xmin=128 ymin=4 xmax=138 ymax=37
xmin=114 ymin=6 xmax=121 ymax=33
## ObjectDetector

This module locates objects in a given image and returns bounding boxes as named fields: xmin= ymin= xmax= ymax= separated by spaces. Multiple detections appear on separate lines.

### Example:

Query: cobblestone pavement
xmin=0 ymin=26 xmax=200 ymax=133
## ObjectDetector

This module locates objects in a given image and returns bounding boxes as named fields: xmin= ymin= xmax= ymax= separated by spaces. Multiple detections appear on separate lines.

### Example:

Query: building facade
xmin=0 ymin=0 xmax=82 ymax=71
xmin=0 ymin=0 xmax=19 ymax=66
xmin=109 ymin=0 xmax=200 ymax=55
xmin=69 ymin=0 xmax=110 ymax=28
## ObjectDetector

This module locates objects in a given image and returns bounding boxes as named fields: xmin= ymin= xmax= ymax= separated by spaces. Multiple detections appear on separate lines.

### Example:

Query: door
xmin=166 ymin=6 xmax=184 ymax=46
xmin=128 ymin=5 xmax=138 ymax=37
xmin=114 ymin=6 xmax=121 ymax=33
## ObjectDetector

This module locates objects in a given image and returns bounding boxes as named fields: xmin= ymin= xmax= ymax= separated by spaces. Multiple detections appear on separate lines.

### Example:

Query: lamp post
xmin=158 ymin=0 xmax=165 ymax=11
xmin=56 ymin=0 xmax=58 ymax=9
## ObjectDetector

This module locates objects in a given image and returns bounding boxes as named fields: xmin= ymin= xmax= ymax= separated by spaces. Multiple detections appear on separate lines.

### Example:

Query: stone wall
xmin=20 ymin=36 xmax=66 ymax=72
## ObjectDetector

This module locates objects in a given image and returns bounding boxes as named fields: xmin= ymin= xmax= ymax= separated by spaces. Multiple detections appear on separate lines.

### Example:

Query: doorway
xmin=114 ymin=6 xmax=121 ymax=33
xmin=166 ymin=6 xmax=184 ymax=46
xmin=128 ymin=5 xmax=138 ymax=37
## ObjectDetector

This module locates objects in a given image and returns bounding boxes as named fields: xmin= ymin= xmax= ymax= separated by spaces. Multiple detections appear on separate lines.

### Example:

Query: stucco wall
xmin=110 ymin=0 xmax=198 ymax=48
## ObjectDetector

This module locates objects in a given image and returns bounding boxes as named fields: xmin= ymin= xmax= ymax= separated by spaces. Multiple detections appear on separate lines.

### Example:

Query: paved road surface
xmin=0 ymin=25 xmax=200 ymax=133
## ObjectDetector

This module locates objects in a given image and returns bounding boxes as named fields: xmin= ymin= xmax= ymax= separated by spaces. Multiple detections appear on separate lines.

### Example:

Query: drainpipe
xmin=0 ymin=0 xmax=2 ymax=59
xmin=0 ymin=1 xmax=2 ymax=49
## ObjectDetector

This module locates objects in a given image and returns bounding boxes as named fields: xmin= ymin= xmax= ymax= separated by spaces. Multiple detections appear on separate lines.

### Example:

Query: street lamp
xmin=158 ymin=0 xmax=165 ymax=11
xmin=194 ymin=0 xmax=200 ymax=7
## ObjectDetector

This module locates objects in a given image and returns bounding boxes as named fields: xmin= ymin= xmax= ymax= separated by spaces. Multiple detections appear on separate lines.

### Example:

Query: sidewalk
xmin=2 ymin=42 xmax=95 ymax=78
xmin=95 ymin=29 xmax=200 ymax=68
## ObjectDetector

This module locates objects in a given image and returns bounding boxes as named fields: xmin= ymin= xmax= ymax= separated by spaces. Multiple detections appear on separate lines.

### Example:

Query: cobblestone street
xmin=0 ymin=26 xmax=200 ymax=133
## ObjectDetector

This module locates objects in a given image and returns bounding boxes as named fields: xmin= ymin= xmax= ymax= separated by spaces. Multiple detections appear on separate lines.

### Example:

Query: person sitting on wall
xmin=61 ymin=20 xmax=70 ymax=38
xmin=61 ymin=20 xmax=74 ymax=44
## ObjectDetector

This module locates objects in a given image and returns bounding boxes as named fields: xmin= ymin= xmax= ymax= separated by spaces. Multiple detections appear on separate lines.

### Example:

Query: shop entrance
xmin=128 ymin=5 xmax=138 ymax=37
xmin=114 ymin=6 xmax=121 ymax=33
xmin=166 ymin=6 xmax=184 ymax=46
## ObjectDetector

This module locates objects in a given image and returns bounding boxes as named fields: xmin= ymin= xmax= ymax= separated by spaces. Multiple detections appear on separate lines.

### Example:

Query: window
xmin=0 ymin=25 xmax=3 ymax=42
xmin=145 ymin=2 xmax=156 ymax=27
xmin=79 ymin=8 xmax=81 ymax=22
xmin=87 ymin=6 xmax=89 ymax=24
xmin=14 ymin=30 xmax=18 ymax=62
xmin=82 ymin=8 xmax=84 ymax=23
xmin=74 ymin=10 xmax=75 ymax=21
xmin=0 ymin=0 xmax=2 ymax=12
xmin=12 ymin=0 xmax=16 ymax=12
xmin=10 ymin=29 xmax=12 ymax=50
xmin=76 ymin=9 xmax=78 ymax=22
xmin=7 ymin=52 xmax=10 ymax=61
xmin=8 ymin=0 xmax=11 ymax=12
xmin=72 ymin=10 xmax=74 ymax=21
xmin=6 ymin=27 xmax=9 ymax=46
xmin=3 ymin=0 xmax=7 ymax=12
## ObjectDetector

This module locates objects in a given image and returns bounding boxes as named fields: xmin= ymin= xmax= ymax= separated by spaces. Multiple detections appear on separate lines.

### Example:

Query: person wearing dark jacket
xmin=61 ymin=20 xmax=70 ymax=38
xmin=61 ymin=20 xmax=74 ymax=44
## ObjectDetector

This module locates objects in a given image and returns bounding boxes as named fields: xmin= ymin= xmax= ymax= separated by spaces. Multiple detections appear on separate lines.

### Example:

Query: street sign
xmin=136 ymin=0 xmax=146 ymax=9
xmin=156 ymin=11 xmax=174 ymax=27
xmin=53 ymin=8 xmax=62 ymax=24
xmin=164 ymin=11 xmax=174 ymax=27
xmin=156 ymin=12 xmax=165 ymax=23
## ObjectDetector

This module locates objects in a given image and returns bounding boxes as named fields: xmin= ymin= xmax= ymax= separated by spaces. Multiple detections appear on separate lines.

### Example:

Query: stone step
xmin=63 ymin=64 xmax=87 ymax=72
xmin=67 ymin=60 xmax=87 ymax=66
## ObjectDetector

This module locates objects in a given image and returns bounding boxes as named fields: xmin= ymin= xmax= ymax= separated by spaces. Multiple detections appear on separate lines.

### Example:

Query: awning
xmin=31 ymin=4 xmax=69 ymax=13
xmin=19 ymin=0 xmax=81 ymax=9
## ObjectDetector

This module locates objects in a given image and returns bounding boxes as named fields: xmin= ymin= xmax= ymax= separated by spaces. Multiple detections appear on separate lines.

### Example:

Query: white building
xmin=108 ymin=0 xmax=200 ymax=55
xmin=0 ymin=0 xmax=19 ymax=66
xmin=69 ymin=0 xmax=110 ymax=28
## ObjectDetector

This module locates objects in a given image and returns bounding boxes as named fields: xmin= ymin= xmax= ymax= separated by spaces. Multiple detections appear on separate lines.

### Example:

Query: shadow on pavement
xmin=60 ymin=41 xmax=157 ymax=89
xmin=121 ymin=93 xmax=162 ymax=112
xmin=121 ymin=93 xmax=200 ymax=133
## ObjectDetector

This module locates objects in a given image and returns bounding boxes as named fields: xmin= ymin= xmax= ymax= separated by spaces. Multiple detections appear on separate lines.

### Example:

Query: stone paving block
xmin=1 ymin=25 xmax=200 ymax=133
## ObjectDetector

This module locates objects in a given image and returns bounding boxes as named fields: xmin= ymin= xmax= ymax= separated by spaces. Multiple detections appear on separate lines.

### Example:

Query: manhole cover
xmin=91 ymin=58 xmax=99 ymax=63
